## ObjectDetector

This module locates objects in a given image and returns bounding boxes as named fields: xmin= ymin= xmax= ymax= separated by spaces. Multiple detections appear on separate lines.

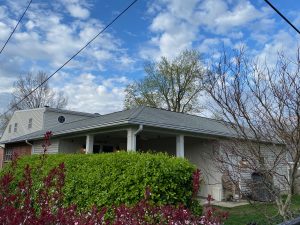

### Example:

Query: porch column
xmin=127 ymin=128 xmax=136 ymax=152
xmin=176 ymin=135 xmax=184 ymax=158
xmin=86 ymin=134 xmax=94 ymax=154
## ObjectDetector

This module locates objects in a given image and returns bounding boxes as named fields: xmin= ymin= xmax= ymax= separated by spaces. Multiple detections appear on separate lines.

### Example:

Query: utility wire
xmin=264 ymin=0 xmax=300 ymax=35
xmin=0 ymin=0 xmax=138 ymax=118
xmin=0 ymin=0 xmax=33 ymax=54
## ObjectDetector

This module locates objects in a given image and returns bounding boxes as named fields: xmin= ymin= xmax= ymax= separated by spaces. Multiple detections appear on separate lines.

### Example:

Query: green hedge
xmin=3 ymin=152 xmax=196 ymax=209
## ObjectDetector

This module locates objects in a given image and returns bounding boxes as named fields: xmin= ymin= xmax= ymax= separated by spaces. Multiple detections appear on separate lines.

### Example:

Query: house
xmin=0 ymin=106 xmax=287 ymax=201
xmin=0 ymin=106 xmax=98 ymax=166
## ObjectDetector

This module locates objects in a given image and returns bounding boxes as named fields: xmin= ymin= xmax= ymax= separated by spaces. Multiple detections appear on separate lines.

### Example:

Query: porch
xmin=58 ymin=125 xmax=183 ymax=156
xmin=57 ymin=125 xmax=223 ymax=201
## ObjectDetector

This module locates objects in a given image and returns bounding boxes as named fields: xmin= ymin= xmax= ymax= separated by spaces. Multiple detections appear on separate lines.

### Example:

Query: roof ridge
xmin=45 ymin=107 xmax=97 ymax=117
xmin=44 ymin=107 xmax=137 ymax=130
xmin=140 ymin=106 xmax=227 ymax=123
xmin=128 ymin=106 xmax=146 ymax=120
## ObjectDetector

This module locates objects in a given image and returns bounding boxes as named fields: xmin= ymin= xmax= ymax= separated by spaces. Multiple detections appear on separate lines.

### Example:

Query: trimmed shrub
xmin=3 ymin=152 xmax=196 ymax=209
xmin=0 ymin=160 xmax=227 ymax=224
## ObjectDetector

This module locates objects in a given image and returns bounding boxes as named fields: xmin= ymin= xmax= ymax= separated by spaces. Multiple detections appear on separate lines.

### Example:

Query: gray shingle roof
xmin=45 ymin=107 xmax=98 ymax=117
xmin=1 ymin=106 xmax=238 ymax=144
xmin=130 ymin=107 xmax=237 ymax=137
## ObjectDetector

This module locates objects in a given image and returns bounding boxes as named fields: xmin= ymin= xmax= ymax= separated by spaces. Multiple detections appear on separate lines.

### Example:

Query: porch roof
xmin=1 ymin=106 xmax=240 ymax=144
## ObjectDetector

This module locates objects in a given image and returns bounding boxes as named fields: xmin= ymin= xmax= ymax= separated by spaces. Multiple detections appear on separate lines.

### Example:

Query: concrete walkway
xmin=212 ymin=200 xmax=249 ymax=208
xmin=198 ymin=198 xmax=249 ymax=208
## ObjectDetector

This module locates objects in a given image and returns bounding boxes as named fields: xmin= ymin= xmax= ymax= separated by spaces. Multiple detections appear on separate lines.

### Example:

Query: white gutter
xmin=25 ymin=140 xmax=35 ymax=154
xmin=134 ymin=124 xmax=143 ymax=136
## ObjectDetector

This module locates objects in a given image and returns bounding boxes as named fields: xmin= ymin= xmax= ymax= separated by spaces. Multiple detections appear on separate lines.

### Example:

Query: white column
xmin=86 ymin=134 xmax=94 ymax=154
xmin=127 ymin=128 xmax=136 ymax=152
xmin=176 ymin=135 xmax=184 ymax=158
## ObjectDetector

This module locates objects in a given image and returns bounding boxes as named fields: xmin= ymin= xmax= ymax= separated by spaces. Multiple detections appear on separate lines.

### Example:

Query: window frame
xmin=4 ymin=148 xmax=13 ymax=162
xmin=28 ymin=118 xmax=33 ymax=129
xmin=8 ymin=124 xmax=11 ymax=133
xmin=14 ymin=123 xmax=18 ymax=132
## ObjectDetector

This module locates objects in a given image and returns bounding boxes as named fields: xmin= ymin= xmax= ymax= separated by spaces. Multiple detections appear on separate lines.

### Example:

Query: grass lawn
xmin=220 ymin=195 xmax=300 ymax=225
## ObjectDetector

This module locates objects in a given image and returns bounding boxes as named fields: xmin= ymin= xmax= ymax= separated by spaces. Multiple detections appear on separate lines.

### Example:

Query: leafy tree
xmin=124 ymin=50 xmax=206 ymax=113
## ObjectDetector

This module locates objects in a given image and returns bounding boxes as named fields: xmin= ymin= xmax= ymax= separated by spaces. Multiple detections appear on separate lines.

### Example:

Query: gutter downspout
xmin=133 ymin=125 xmax=143 ymax=151
xmin=134 ymin=124 xmax=143 ymax=136
xmin=25 ymin=140 xmax=34 ymax=154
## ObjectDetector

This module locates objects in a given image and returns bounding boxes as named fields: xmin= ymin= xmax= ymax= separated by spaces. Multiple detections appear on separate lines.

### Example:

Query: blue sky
xmin=0 ymin=0 xmax=299 ymax=114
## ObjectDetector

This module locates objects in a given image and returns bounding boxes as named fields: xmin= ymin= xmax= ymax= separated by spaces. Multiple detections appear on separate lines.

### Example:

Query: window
xmin=28 ymin=118 xmax=33 ymax=129
xmin=4 ymin=149 xmax=13 ymax=161
xmin=8 ymin=124 xmax=11 ymax=133
xmin=14 ymin=123 xmax=18 ymax=132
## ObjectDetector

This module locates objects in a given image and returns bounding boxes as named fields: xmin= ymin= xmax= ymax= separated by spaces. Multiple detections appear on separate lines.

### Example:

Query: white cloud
xmin=0 ymin=0 xmax=298 ymax=116
xmin=0 ymin=93 xmax=11 ymax=113
xmin=198 ymin=38 xmax=232 ymax=53
xmin=142 ymin=0 xmax=275 ymax=60
xmin=0 ymin=0 xmax=133 ymax=86
xmin=59 ymin=73 xmax=129 ymax=114
xmin=141 ymin=0 xmax=201 ymax=60
xmin=0 ymin=0 xmax=136 ymax=114
xmin=196 ymin=0 xmax=269 ymax=34
xmin=61 ymin=0 xmax=90 ymax=19
xmin=217 ymin=2 xmax=260 ymax=31
xmin=255 ymin=30 xmax=299 ymax=65
xmin=0 ymin=22 xmax=10 ymax=41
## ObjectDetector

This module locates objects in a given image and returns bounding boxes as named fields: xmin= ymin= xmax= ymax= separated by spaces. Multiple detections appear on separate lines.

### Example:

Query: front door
xmin=102 ymin=145 xmax=113 ymax=153
xmin=93 ymin=145 xmax=101 ymax=153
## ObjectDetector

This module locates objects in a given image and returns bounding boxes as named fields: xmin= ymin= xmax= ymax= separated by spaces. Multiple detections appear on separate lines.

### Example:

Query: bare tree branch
xmin=206 ymin=47 xmax=300 ymax=221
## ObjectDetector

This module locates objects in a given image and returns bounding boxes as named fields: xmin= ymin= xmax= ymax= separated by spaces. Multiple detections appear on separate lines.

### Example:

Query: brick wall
xmin=4 ymin=143 xmax=32 ymax=165
xmin=0 ymin=147 xmax=4 ymax=168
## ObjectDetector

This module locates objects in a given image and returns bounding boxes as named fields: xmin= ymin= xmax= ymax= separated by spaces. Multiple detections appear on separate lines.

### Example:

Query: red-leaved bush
xmin=0 ymin=131 xmax=228 ymax=225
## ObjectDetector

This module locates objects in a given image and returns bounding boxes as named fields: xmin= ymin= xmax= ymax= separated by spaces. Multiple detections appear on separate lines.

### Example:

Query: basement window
xmin=14 ymin=123 xmax=18 ymax=132
xmin=4 ymin=149 xmax=13 ymax=162
xmin=28 ymin=118 xmax=33 ymax=129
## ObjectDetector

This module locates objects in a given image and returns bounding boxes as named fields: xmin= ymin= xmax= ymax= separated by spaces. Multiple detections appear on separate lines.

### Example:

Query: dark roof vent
xmin=58 ymin=116 xmax=65 ymax=123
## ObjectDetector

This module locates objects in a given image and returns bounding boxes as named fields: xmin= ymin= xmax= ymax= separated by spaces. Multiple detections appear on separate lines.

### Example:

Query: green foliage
xmin=3 ymin=152 xmax=196 ymax=209
xmin=189 ymin=199 xmax=203 ymax=216
xmin=124 ymin=49 xmax=206 ymax=113
xmin=220 ymin=195 xmax=300 ymax=225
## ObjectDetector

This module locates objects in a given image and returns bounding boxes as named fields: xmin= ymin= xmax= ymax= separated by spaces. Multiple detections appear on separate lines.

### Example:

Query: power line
xmin=264 ymin=0 xmax=300 ymax=35
xmin=0 ymin=0 xmax=138 ymax=118
xmin=0 ymin=0 xmax=33 ymax=54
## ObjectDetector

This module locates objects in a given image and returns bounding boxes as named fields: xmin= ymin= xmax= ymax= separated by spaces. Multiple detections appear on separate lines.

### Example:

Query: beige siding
xmin=238 ymin=144 xmax=288 ymax=193
xmin=59 ymin=139 xmax=83 ymax=153
xmin=185 ymin=137 xmax=223 ymax=200
xmin=1 ymin=108 xmax=44 ymax=142
xmin=219 ymin=140 xmax=289 ymax=195
xmin=0 ymin=108 xmax=95 ymax=142
xmin=33 ymin=138 xmax=60 ymax=154
xmin=261 ymin=144 xmax=288 ymax=191
xmin=43 ymin=111 xmax=93 ymax=130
